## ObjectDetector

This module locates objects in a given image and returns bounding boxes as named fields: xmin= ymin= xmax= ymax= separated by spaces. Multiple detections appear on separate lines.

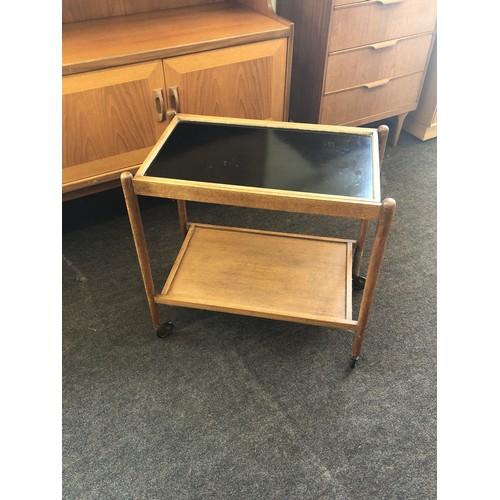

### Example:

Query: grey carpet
xmin=62 ymin=129 xmax=437 ymax=499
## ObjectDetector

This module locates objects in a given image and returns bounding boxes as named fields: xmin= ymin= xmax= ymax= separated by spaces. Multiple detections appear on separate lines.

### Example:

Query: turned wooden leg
xmin=377 ymin=124 xmax=389 ymax=167
xmin=121 ymin=172 xmax=162 ymax=330
xmin=177 ymin=200 xmax=188 ymax=239
xmin=352 ymin=124 xmax=390 ymax=291
xmin=352 ymin=220 xmax=369 ymax=290
xmin=351 ymin=198 xmax=396 ymax=366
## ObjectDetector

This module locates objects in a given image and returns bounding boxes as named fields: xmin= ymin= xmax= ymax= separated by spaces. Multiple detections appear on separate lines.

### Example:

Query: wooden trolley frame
xmin=121 ymin=114 xmax=395 ymax=367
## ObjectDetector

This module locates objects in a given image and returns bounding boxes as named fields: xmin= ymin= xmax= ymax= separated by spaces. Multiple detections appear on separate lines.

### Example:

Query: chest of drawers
xmin=277 ymin=0 xmax=436 ymax=145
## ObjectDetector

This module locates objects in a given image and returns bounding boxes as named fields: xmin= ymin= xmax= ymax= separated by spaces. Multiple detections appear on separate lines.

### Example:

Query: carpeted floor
xmin=62 ymin=129 xmax=437 ymax=499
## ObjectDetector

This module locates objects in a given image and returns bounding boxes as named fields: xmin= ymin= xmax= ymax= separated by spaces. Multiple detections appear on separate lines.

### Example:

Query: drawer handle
xmin=363 ymin=78 xmax=391 ymax=89
xmin=153 ymin=88 xmax=165 ymax=122
xmin=369 ymin=39 xmax=399 ymax=50
xmin=375 ymin=0 xmax=405 ymax=5
xmin=167 ymin=86 xmax=179 ymax=120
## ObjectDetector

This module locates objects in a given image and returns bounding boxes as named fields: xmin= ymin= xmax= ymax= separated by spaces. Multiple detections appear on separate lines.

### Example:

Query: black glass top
xmin=144 ymin=121 xmax=376 ymax=199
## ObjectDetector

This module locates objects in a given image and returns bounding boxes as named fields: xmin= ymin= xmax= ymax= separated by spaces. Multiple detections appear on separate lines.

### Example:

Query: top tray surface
xmin=143 ymin=119 xmax=378 ymax=200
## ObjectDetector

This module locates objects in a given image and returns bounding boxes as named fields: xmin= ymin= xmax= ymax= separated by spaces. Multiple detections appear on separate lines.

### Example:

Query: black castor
xmin=352 ymin=275 xmax=366 ymax=290
xmin=350 ymin=356 xmax=359 ymax=369
xmin=156 ymin=321 xmax=174 ymax=338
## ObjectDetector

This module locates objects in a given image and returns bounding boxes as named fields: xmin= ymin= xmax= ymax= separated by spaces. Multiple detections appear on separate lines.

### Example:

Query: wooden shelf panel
xmin=156 ymin=224 xmax=356 ymax=328
xmin=62 ymin=3 xmax=290 ymax=74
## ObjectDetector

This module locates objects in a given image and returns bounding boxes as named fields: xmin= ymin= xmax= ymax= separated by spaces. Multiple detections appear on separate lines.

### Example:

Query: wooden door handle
xmin=152 ymin=88 xmax=166 ymax=122
xmin=167 ymin=86 xmax=179 ymax=119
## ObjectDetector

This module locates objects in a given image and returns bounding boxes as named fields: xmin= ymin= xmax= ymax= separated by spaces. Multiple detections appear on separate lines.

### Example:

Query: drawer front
xmin=320 ymin=72 xmax=424 ymax=125
xmin=330 ymin=0 xmax=437 ymax=51
xmin=325 ymin=33 xmax=434 ymax=93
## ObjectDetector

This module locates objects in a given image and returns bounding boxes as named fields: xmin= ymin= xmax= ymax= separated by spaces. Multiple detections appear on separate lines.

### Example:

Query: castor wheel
xmin=350 ymin=356 xmax=359 ymax=369
xmin=352 ymin=275 xmax=366 ymax=290
xmin=156 ymin=321 xmax=174 ymax=338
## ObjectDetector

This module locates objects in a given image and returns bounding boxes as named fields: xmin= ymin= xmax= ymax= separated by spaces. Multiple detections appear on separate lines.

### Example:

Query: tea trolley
xmin=121 ymin=114 xmax=395 ymax=367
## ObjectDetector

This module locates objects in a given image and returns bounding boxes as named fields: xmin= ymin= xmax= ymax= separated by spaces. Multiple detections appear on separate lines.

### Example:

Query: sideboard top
xmin=63 ymin=0 xmax=226 ymax=23
xmin=63 ymin=3 xmax=290 ymax=75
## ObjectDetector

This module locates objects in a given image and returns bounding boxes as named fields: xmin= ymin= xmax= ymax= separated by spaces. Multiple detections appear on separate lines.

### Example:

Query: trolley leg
xmin=352 ymin=220 xmax=369 ymax=290
xmin=351 ymin=198 xmax=396 ymax=366
xmin=352 ymin=125 xmax=389 ymax=291
xmin=377 ymin=124 xmax=389 ymax=167
xmin=121 ymin=172 xmax=168 ymax=334
xmin=177 ymin=200 xmax=188 ymax=239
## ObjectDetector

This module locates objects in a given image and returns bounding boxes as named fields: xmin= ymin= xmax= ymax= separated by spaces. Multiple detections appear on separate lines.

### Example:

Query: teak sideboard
xmin=276 ymin=0 xmax=437 ymax=146
xmin=62 ymin=0 xmax=293 ymax=199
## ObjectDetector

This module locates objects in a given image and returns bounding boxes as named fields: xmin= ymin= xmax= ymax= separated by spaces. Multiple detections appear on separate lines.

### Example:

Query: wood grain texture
xmin=62 ymin=148 xmax=149 ymax=189
xmin=163 ymin=39 xmax=287 ymax=120
xmin=135 ymin=177 xmax=382 ymax=219
xmin=320 ymin=72 xmax=424 ymax=126
xmin=177 ymin=200 xmax=188 ymax=238
xmin=352 ymin=197 xmax=396 ymax=356
xmin=62 ymin=3 xmax=290 ymax=75
xmin=62 ymin=0 xmax=225 ymax=23
xmin=63 ymin=61 xmax=167 ymax=170
xmin=324 ymin=33 xmax=434 ymax=93
xmin=62 ymin=178 xmax=123 ymax=200
xmin=157 ymin=223 xmax=356 ymax=328
xmin=62 ymin=1 xmax=292 ymax=196
xmin=329 ymin=0 xmax=437 ymax=52
xmin=121 ymin=172 xmax=162 ymax=330
xmin=276 ymin=0 xmax=436 ymax=146
xmin=236 ymin=0 xmax=276 ymax=16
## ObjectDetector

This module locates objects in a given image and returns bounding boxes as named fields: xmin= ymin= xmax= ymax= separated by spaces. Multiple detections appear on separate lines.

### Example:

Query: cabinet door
xmin=163 ymin=39 xmax=287 ymax=121
xmin=62 ymin=61 xmax=167 ymax=192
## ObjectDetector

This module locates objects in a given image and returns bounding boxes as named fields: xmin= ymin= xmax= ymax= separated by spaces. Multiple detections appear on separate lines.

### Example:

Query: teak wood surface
xmin=324 ymin=33 xmax=434 ymax=94
xmin=277 ymin=0 xmax=436 ymax=146
xmin=62 ymin=0 xmax=276 ymax=23
xmin=62 ymin=61 xmax=167 ymax=177
xmin=329 ymin=0 xmax=436 ymax=52
xmin=162 ymin=39 xmax=287 ymax=121
xmin=157 ymin=223 xmax=356 ymax=328
xmin=62 ymin=3 xmax=290 ymax=75
xmin=62 ymin=0 xmax=292 ymax=197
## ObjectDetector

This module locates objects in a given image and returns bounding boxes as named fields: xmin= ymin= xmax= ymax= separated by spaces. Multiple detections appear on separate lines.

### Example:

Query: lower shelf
xmin=155 ymin=223 xmax=357 ymax=329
